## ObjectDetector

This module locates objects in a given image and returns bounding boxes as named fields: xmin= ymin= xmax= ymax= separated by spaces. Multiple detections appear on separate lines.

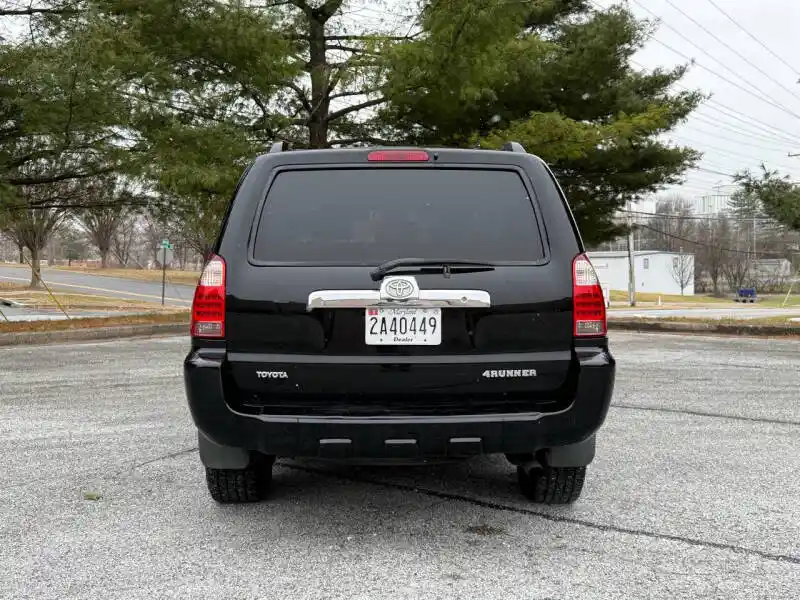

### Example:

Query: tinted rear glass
xmin=252 ymin=168 xmax=545 ymax=263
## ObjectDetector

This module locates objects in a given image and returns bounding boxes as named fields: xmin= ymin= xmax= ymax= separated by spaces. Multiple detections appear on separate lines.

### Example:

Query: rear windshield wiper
xmin=370 ymin=258 xmax=496 ymax=281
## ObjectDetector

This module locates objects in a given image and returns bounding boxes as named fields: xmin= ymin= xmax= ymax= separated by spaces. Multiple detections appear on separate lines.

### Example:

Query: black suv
xmin=184 ymin=142 xmax=615 ymax=505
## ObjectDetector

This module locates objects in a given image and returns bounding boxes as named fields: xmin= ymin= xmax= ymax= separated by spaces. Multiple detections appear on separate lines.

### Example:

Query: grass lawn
xmin=0 ymin=311 xmax=190 ymax=334
xmin=52 ymin=266 xmax=201 ymax=286
xmin=609 ymin=290 xmax=727 ymax=304
xmin=0 ymin=283 xmax=175 ymax=312
xmin=651 ymin=315 xmax=798 ymax=326
xmin=608 ymin=290 xmax=800 ymax=308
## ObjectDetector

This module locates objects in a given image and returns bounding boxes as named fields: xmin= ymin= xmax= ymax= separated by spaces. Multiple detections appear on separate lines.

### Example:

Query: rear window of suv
xmin=252 ymin=168 xmax=545 ymax=264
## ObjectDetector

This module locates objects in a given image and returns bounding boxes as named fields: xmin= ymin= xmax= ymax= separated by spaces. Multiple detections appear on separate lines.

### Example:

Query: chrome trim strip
xmin=419 ymin=289 xmax=491 ymax=307
xmin=307 ymin=290 xmax=381 ymax=309
xmin=307 ymin=289 xmax=491 ymax=310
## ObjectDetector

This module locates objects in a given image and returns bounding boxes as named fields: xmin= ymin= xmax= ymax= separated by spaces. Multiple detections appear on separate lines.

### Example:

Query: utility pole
xmin=626 ymin=200 xmax=636 ymax=306
xmin=159 ymin=239 xmax=173 ymax=306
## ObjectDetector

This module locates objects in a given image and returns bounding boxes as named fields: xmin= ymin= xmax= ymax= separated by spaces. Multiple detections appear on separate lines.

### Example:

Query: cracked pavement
xmin=0 ymin=333 xmax=798 ymax=599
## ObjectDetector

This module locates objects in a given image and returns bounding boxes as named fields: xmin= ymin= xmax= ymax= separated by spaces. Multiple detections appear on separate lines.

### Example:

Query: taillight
xmin=191 ymin=255 xmax=226 ymax=338
xmin=367 ymin=150 xmax=429 ymax=162
xmin=572 ymin=253 xmax=606 ymax=337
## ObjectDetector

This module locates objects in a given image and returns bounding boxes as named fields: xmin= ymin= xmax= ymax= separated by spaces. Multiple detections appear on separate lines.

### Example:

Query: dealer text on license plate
xmin=365 ymin=307 xmax=442 ymax=346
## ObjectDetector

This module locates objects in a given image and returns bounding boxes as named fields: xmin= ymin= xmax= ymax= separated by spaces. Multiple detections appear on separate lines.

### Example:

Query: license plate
xmin=365 ymin=307 xmax=441 ymax=346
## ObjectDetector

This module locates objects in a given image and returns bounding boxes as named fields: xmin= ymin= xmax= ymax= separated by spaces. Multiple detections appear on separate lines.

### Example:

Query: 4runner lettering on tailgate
xmin=184 ymin=141 xmax=615 ymax=505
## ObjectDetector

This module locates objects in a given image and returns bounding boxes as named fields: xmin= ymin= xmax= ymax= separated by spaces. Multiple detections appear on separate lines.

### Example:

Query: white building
xmin=752 ymin=258 xmax=792 ymax=280
xmin=690 ymin=194 xmax=732 ymax=216
xmin=587 ymin=250 xmax=696 ymax=296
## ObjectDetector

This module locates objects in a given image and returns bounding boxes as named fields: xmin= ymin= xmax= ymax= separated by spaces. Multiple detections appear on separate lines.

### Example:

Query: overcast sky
xmin=593 ymin=0 xmax=800 ymax=204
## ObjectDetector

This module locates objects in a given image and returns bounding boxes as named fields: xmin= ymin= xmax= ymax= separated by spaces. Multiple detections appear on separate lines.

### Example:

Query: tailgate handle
xmin=307 ymin=289 xmax=491 ymax=310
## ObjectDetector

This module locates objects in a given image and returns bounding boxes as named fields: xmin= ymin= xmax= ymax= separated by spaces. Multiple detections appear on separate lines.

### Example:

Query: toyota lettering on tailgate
xmin=256 ymin=371 xmax=288 ymax=379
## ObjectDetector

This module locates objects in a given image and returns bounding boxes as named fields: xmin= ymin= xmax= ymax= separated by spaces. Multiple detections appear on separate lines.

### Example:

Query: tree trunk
xmin=100 ymin=249 xmax=109 ymax=269
xmin=29 ymin=246 xmax=42 ymax=289
xmin=307 ymin=18 xmax=330 ymax=148
xmin=18 ymin=244 xmax=24 ymax=264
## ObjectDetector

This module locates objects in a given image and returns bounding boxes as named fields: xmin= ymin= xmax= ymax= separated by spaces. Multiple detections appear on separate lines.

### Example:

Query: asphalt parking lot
xmin=1 ymin=333 xmax=798 ymax=599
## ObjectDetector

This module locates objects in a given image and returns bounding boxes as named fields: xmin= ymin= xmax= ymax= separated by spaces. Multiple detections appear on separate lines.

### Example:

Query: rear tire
xmin=517 ymin=465 xmax=586 ymax=505
xmin=205 ymin=455 xmax=273 ymax=504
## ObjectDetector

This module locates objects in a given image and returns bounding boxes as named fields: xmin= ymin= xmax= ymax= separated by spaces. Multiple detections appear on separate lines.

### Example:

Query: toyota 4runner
xmin=184 ymin=142 xmax=615 ymax=505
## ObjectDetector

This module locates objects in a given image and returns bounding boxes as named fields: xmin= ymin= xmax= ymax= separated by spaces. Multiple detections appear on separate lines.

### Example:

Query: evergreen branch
xmin=326 ymin=97 xmax=387 ymax=122
xmin=329 ymin=136 xmax=391 ymax=146
xmin=325 ymin=45 xmax=379 ymax=55
xmin=5 ymin=166 xmax=117 ymax=187
xmin=324 ymin=35 xmax=413 ymax=41
xmin=0 ymin=7 xmax=79 ymax=16
xmin=284 ymin=82 xmax=312 ymax=113
xmin=330 ymin=88 xmax=383 ymax=100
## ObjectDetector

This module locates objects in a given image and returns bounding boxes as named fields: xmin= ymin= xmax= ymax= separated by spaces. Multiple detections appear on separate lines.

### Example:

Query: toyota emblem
xmin=385 ymin=278 xmax=415 ymax=299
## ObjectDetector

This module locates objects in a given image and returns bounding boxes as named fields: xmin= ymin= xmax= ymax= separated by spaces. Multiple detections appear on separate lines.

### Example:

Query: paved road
xmin=1 ymin=333 xmax=798 ymax=599
xmin=610 ymin=306 xmax=800 ymax=320
xmin=0 ymin=265 xmax=193 ymax=307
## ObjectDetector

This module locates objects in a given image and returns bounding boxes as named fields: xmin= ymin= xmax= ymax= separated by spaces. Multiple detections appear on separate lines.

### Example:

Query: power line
xmin=688 ymin=113 xmax=800 ymax=148
xmin=646 ymin=36 xmax=800 ymax=122
xmin=598 ymin=6 xmax=800 ymax=145
xmin=620 ymin=208 xmax=777 ymax=223
xmin=624 ymin=0 xmax=800 ymax=120
xmin=670 ymin=136 xmax=797 ymax=171
xmin=673 ymin=129 xmax=790 ymax=156
xmin=698 ymin=97 xmax=800 ymax=143
xmin=661 ymin=0 xmax=800 ymax=105
xmin=635 ymin=223 xmax=782 ymax=256
xmin=661 ymin=79 xmax=800 ymax=144
xmin=689 ymin=166 xmax=737 ymax=178
xmin=703 ymin=0 xmax=800 ymax=79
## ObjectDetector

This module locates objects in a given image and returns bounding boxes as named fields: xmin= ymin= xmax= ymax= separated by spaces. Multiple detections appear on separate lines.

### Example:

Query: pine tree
xmin=734 ymin=166 xmax=800 ymax=231
xmin=380 ymin=1 xmax=702 ymax=244
xmin=3 ymin=0 xmax=705 ymax=247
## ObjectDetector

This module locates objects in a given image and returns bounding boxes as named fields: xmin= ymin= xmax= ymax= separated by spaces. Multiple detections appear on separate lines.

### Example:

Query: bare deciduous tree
xmin=0 ymin=182 xmax=74 ymax=287
xmin=112 ymin=212 xmax=140 ymax=267
xmin=695 ymin=216 xmax=732 ymax=296
xmin=723 ymin=251 xmax=753 ymax=293
xmin=74 ymin=177 xmax=141 ymax=268
xmin=1 ymin=206 xmax=69 ymax=287
xmin=643 ymin=196 xmax=696 ymax=252
xmin=670 ymin=251 xmax=694 ymax=296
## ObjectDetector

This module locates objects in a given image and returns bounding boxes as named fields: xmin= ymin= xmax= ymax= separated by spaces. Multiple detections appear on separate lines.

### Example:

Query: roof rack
xmin=502 ymin=141 xmax=526 ymax=153
xmin=269 ymin=140 xmax=292 ymax=153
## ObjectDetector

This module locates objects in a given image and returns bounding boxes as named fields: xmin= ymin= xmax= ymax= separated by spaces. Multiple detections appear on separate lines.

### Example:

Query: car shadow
xmin=264 ymin=455 xmax=529 ymax=509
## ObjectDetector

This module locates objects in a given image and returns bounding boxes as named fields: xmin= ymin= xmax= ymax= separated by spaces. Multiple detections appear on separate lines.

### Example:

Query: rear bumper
xmin=184 ymin=346 xmax=615 ymax=461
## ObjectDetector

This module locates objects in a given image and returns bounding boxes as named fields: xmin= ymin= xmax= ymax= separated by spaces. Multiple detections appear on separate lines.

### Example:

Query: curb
xmin=0 ymin=322 xmax=189 ymax=347
xmin=0 ymin=297 xmax=24 ymax=308
xmin=609 ymin=319 xmax=800 ymax=337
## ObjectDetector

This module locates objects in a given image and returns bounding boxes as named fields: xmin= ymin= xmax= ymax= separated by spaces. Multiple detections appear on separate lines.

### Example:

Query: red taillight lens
xmin=367 ymin=150 xmax=429 ymax=162
xmin=191 ymin=255 xmax=226 ymax=338
xmin=573 ymin=253 xmax=606 ymax=337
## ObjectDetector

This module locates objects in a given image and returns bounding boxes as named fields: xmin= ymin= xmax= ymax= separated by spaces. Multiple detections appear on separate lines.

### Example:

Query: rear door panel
xmin=216 ymin=154 xmax=581 ymax=411
xmin=224 ymin=266 xmax=574 ymax=399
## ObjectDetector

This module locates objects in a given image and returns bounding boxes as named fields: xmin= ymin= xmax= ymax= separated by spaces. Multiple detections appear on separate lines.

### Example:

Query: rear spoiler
xmin=267 ymin=140 xmax=528 ymax=154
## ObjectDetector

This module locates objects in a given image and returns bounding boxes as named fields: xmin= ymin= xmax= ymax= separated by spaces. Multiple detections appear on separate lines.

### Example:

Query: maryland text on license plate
xmin=365 ymin=307 xmax=442 ymax=345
